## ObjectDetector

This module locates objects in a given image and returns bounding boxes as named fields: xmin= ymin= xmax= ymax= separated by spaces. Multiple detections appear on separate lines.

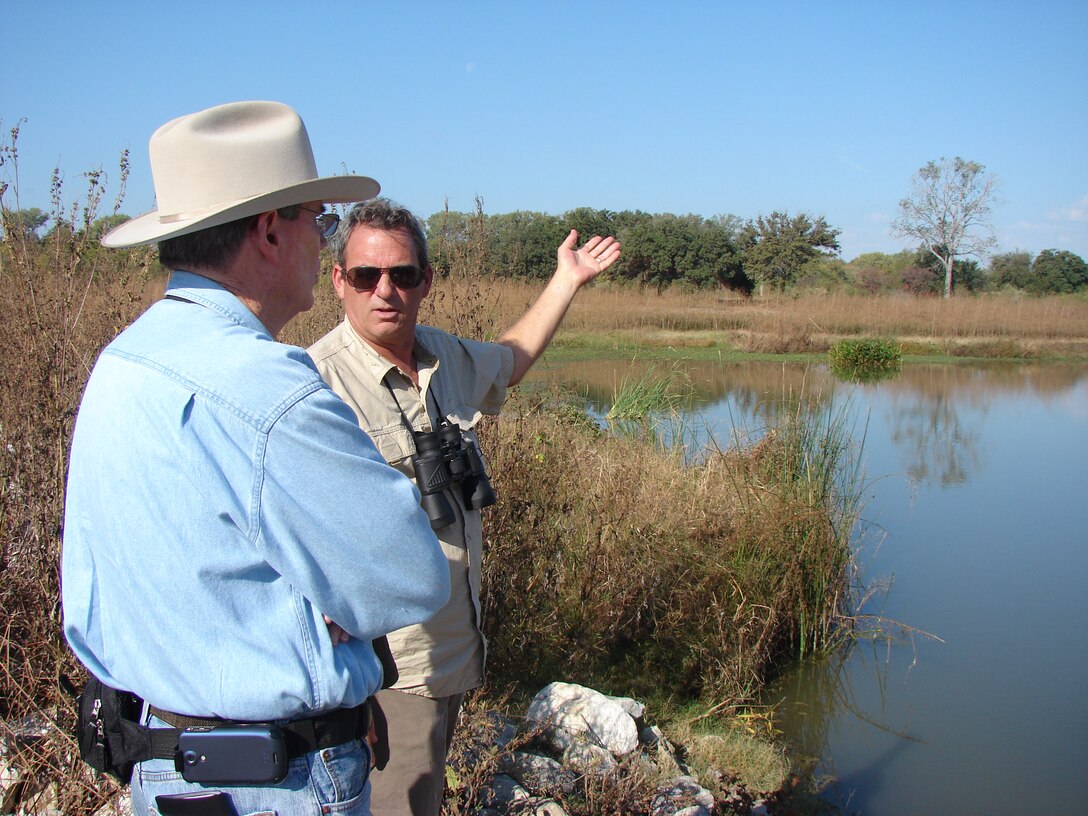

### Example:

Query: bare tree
xmin=891 ymin=157 xmax=998 ymax=298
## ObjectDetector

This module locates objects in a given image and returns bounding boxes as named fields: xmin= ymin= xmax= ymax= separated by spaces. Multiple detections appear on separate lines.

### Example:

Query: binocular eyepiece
xmin=411 ymin=420 xmax=497 ymax=529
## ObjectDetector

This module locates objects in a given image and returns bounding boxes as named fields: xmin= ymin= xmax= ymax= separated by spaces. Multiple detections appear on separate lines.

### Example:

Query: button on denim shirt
xmin=62 ymin=272 xmax=449 ymax=720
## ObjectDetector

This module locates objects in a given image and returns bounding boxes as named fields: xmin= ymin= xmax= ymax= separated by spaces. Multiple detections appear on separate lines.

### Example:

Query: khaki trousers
xmin=369 ymin=688 xmax=465 ymax=816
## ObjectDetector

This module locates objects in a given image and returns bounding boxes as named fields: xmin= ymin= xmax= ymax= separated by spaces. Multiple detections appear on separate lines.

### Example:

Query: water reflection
xmin=531 ymin=359 xmax=1086 ymax=487
xmin=529 ymin=357 xmax=1088 ymax=815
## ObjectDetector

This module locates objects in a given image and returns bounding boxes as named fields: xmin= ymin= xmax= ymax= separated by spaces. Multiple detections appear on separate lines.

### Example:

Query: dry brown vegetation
xmin=288 ymin=275 xmax=1088 ymax=361
xmin=6 ymin=144 xmax=1072 ymax=812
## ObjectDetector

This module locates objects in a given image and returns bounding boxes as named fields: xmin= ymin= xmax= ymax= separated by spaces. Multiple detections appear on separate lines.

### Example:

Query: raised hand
xmin=557 ymin=229 xmax=621 ymax=288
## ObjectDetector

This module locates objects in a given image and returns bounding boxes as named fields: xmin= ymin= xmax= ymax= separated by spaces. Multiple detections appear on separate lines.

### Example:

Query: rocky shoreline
xmin=1 ymin=682 xmax=793 ymax=815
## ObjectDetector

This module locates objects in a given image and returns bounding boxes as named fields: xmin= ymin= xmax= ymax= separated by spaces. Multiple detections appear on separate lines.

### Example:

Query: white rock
xmin=562 ymin=740 xmax=618 ymax=775
xmin=605 ymin=694 xmax=646 ymax=721
xmin=525 ymin=682 xmax=639 ymax=756
xmin=651 ymin=775 xmax=716 ymax=816
xmin=486 ymin=773 xmax=531 ymax=808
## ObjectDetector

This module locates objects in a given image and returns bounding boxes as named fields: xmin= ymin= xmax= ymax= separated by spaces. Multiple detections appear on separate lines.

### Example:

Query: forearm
xmin=498 ymin=230 xmax=620 ymax=386
xmin=498 ymin=272 xmax=581 ymax=386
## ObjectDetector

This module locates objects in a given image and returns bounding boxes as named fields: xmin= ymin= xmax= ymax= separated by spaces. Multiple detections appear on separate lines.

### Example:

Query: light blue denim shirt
xmin=62 ymin=271 xmax=450 ymax=720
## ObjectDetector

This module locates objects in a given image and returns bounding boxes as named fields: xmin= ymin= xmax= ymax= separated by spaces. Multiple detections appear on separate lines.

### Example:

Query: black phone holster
xmin=77 ymin=675 xmax=152 ymax=784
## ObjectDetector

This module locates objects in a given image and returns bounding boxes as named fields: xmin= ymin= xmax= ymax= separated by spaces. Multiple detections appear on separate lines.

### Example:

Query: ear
xmin=252 ymin=210 xmax=282 ymax=263
xmin=331 ymin=265 xmax=347 ymax=301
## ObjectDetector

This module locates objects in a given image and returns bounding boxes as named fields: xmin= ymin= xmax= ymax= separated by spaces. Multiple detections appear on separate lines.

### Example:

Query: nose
xmin=373 ymin=270 xmax=396 ymax=298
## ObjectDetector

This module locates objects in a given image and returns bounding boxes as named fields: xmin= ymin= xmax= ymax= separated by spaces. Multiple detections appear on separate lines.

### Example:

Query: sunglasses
xmin=342 ymin=265 xmax=427 ymax=290
xmin=298 ymin=205 xmax=340 ymax=239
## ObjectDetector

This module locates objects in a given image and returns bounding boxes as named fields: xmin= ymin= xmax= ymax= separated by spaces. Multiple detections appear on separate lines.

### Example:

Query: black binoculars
xmin=411 ymin=420 xmax=497 ymax=529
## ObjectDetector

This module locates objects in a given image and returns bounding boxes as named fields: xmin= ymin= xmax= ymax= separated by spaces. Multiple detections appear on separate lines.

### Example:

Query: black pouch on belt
xmin=77 ymin=675 xmax=150 ymax=784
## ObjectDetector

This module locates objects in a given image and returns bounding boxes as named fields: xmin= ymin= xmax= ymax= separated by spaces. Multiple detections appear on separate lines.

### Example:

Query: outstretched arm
xmin=498 ymin=229 xmax=621 ymax=386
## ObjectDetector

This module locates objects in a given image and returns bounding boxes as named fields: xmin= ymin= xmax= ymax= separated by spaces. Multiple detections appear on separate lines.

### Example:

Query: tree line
xmin=5 ymin=157 xmax=1085 ymax=297
xmin=424 ymin=203 xmax=1085 ymax=296
xmin=426 ymin=204 xmax=845 ymax=294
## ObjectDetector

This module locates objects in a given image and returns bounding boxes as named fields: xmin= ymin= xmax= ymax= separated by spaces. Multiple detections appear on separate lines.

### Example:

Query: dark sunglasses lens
xmin=346 ymin=267 xmax=383 ymax=288
xmin=389 ymin=266 xmax=425 ymax=288
xmin=346 ymin=266 xmax=424 ymax=289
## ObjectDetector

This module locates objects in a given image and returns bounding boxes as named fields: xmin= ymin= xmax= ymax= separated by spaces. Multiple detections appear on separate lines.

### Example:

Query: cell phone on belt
xmin=176 ymin=725 xmax=288 ymax=784
xmin=155 ymin=791 xmax=237 ymax=816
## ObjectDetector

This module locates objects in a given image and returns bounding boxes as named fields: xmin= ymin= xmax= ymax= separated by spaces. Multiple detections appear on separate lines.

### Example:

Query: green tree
xmin=1029 ymin=249 xmax=1088 ymax=294
xmin=426 ymin=200 xmax=491 ymax=278
xmin=83 ymin=213 xmax=131 ymax=241
xmin=1 ymin=206 xmax=49 ymax=241
xmin=908 ymin=245 xmax=983 ymax=294
xmin=560 ymin=206 xmax=617 ymax=242
xmin=846 ymin=250 xmax=915 ymax=294
xmin=988 ymin=251 xmax=1033 ymax=290
xmin=796 ymin=255 xmax=849 ymax=291
xmin=738 ymin=211 xmax=840 ymax=294
xmin=616 ymin=212 xmax=743 ymax=290
xmin=891 ymin=156 xmax=998 ymax=298
xmin=488 ymin=210 xmax=566 ymax=279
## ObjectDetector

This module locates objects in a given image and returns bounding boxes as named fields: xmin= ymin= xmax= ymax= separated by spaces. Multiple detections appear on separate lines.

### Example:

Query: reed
xmin=1 ymin=129 xmax=156 ymax=813
xmin=605 ymin=362 xmax=690 ymax=422
xmin=476 ymin=381 xmax=862 ymax=706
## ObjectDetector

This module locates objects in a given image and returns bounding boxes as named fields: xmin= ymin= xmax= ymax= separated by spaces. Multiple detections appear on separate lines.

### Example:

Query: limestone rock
xmin=562 ymin=740 xmax=618 ymax=775
xmin=651 ymin=775 xmax=716 ymax=816
xmin=499 ymin=751 xmax=577 ymax=796
xmin=525 ymin=682 xmax=639 ymax=757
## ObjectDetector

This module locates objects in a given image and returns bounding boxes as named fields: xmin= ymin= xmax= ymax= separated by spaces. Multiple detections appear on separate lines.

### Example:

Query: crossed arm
xmin=498 ymin=229 xmax=621 ymax=386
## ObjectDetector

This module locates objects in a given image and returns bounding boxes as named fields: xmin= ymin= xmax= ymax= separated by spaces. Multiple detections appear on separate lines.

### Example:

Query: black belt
xmin=147 ymin=702 xmax=370 ymax=760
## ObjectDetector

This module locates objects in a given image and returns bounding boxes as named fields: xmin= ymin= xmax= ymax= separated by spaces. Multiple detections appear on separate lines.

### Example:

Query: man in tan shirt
xmin=308 ymin=199 xmax=619 ymax=816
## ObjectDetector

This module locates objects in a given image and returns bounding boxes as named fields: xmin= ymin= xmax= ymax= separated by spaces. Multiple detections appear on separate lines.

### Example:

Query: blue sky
xmin=3 ymin=1 xmax=1086 ymax=262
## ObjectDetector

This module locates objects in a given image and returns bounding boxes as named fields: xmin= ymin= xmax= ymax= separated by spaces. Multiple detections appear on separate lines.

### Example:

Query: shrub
xmin=828 ymin=338 xmax=901 ymax=381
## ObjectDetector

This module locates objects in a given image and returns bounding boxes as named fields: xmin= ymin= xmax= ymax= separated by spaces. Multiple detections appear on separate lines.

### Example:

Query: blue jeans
xmin=129 ymin=716 xmax=372 ymax=816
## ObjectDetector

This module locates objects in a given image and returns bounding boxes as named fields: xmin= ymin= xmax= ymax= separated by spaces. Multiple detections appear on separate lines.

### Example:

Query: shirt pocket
xmin=366 ymin=424 xmax=416 ymax=479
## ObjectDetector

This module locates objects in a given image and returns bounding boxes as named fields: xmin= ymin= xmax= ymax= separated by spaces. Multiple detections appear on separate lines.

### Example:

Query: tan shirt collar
xmin=341 ymin=320 xmax=439 ymax=389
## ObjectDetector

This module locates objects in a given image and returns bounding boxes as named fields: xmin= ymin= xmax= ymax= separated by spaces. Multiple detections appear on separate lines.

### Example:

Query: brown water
xmin=530 ymin=358 xmax=1088 ymax=815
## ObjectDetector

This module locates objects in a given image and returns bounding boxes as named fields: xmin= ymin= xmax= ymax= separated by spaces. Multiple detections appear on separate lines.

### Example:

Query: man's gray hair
xmin=158 ymin=205 xmax=301 ymax=270
xmin=331 ymin=198 xmax=429 ymax=269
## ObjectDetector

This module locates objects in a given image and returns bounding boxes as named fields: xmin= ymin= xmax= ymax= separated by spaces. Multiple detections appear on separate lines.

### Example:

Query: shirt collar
xmin=341 ymin=320 xmax=439 ymax=386
xmin=165 ymin=270 xmax=269 ymax=337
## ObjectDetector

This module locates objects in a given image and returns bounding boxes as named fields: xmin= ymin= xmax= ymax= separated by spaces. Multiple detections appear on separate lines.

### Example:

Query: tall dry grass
xmin=554 ymin=285 xmax=1088 ymax=356
xmin=1 ymin=130 xmax=159 ymax=812
xmin=476 ymin=387 xmax=860 ymax=706
xmin=3 ymin=139 xmax=861 ymax=812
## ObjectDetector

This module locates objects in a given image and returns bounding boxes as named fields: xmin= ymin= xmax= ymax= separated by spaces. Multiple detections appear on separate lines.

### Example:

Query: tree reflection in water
xmin=530 ymin=358 xmax=1086 ymax=487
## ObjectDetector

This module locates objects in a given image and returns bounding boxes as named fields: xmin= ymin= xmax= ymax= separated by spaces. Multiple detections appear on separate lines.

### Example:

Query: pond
xmin=529 ymin=358 xmax=1088 ymax=815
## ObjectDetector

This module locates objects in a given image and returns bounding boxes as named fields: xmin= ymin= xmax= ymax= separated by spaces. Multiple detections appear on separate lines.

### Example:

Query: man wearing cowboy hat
xmin=308 ymin=198 xmax=620 ymax=816
xmin=62 ymin=101 xmax=450 ymax=816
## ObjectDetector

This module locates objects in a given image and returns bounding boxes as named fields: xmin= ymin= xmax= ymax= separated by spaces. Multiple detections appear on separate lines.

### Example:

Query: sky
xmin=3 ymin=1 xmax=1086 ymax=262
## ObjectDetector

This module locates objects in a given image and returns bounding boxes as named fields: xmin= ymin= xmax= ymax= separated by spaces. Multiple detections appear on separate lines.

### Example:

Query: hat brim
xmin=102 ymin=174 xmax=380 ymax=248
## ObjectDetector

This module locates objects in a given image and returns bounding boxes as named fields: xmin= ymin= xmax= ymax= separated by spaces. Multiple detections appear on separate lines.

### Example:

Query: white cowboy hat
xmin=102 ymin=101 xmax=380 ymax=248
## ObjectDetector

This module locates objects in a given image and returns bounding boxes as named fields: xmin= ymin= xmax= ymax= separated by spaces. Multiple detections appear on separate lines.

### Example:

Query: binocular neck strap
xmin=383 ymin=376 xmax=446 ymax=434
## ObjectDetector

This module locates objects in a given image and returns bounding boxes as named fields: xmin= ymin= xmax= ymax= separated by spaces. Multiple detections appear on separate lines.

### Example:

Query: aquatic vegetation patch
xmin=828 ymin=338 xmax=902 ymax=381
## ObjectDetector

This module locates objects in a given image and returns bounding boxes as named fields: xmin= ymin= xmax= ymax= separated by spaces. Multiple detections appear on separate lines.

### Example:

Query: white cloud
xmin=1047 ymin=194 xmax=1088 ymax=223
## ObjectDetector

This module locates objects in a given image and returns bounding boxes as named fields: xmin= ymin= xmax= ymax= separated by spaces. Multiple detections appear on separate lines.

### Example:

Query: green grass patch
xmin=828 ymin=338 xmax=902 ymax=382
